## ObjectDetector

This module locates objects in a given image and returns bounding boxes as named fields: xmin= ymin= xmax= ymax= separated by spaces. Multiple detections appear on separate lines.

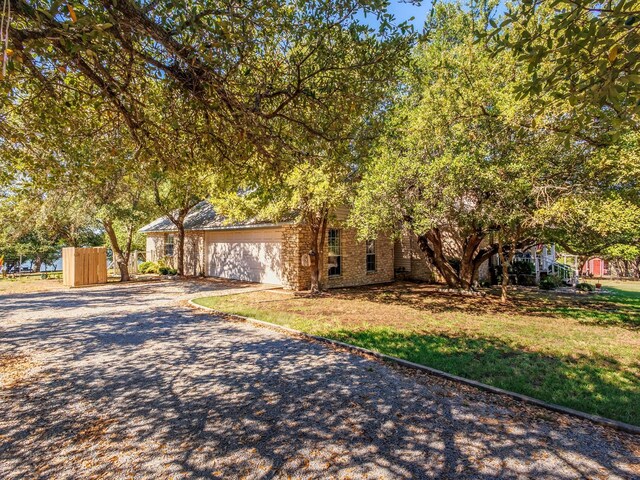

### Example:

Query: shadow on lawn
xmin=524 ymin=287 xmax=640 ymax=330
xmin=334 ymin=282 xmax=640 ymax=330
xmin=0 ymin=284 xmax=638 ymax=479
xmin=325 ymin=328 xmax=640 ymax=427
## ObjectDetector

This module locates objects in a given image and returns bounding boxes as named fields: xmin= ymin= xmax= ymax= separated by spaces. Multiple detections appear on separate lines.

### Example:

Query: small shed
xmin=62 ymin=247 xmax=108 ymax=287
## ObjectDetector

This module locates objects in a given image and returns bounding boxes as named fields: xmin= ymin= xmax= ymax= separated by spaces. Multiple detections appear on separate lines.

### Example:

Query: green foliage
xmin=510 ymin=260 xmax=536 ymax=276
xmin=576 ymin=282 xmax=595 ymax=292
xmin=487 ymin=0 xmax=640 ymax=126
xmin=533 ymin=128 xmax=640 ymax=261
xmin=138 ymin=261 xmax=159 ymax=274
xmin=605 ymin=244 xmax=640 ymax=261
xmin=352 ymin=2 xmax=569 ymax=288
xmin=539 ymin=275 xmax=563 ymax=290
xmin=4 ymin=0 xmax=413 ymax=173
xmin=158 ymin=265 xmax=178 ymax=276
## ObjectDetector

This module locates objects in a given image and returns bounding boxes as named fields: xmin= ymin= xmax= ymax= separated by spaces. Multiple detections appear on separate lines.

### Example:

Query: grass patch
xmin=0 ymin=275 xmax=64 ymax=294
xmin=193 ymin=280 xmax=640 ymax=426
xmin=527 ymin=281 xmax=640 ymax=329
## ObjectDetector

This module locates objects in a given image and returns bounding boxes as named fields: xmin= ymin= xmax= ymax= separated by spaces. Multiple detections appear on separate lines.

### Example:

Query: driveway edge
xmin=188 ymin=299 xmax=640 ymax=436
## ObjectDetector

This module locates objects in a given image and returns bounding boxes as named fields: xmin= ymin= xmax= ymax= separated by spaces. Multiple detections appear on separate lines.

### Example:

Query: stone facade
xmin=280 ymin=225 xmax=312 ymax=291
xmin=280 ymin=225 xmax=395 ymax=290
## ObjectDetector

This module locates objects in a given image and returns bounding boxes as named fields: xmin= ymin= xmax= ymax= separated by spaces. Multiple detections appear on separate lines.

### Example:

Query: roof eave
xmin=140 ymin=221 xmax=296 ymax=235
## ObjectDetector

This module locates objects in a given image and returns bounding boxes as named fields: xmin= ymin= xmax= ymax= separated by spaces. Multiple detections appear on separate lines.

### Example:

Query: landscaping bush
xmin=139 ymin=261 xmax=159 ymax=274
xmin=576 ymin=282 xmax=595 ymax=292
xmin=510 ymin=260 xmax=536 ymax=275
xmin=516 ymin=274 xmax=537 ymax=286
xmin=489 ymin=260 xmax=536 ymax=286
xmin=539 ymin=275 xmax=562 ymax=290
xmin=158 ymin=266 xmax=178 ymax=275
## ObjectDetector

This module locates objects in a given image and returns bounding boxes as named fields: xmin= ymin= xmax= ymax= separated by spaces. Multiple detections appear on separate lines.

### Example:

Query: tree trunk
xmin=308 ymin=211 xmax=328 ymax=294
xmin=309 ymin=224 xmax=321 ymax=294
xmin=578 ymin=256 xmax=589 ymax=276
xmin=498 ymin=239 xmax=508 ymax=303
xmin=416 ymin=231 xmax=460 ymax=288
xmin=33 ymin=256 xmax=43 ymax=273
xmin=191 ymin=236 xmax=198 ymax=276
xmin=177 ymin=223 xmax=185 ymax=276
xmin=103 ymin=220 xmax=130 ymax=282
xmin=416 ymin=229 xmax=494 ymax=290
xmin=488 ymin=254 xmax=498 ymax=285
xmin=498 ymin=237 xmax=517 ymax=304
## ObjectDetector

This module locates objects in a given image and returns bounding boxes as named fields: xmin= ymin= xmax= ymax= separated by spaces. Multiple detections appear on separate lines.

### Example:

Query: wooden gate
xmin=62 ymin=247 xmax=108 ymax=287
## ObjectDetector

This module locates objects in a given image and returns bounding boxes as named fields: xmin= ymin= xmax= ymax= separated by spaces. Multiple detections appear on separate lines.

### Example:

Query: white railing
xmin=504 ymin=248 xmax=579 ymax=285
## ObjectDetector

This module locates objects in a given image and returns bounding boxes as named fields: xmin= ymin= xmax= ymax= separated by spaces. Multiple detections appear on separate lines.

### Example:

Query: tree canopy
xmin=487 ymin=0 xmax=640 ymax=131
xmin=0 ymin=0 xmax=637 ymax=289
xmin=352 ymin=2 xmax=584 ymax=290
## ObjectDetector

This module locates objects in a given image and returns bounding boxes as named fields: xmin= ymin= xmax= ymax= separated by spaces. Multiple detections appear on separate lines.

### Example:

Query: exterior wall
xmin=145 ymin=231 xmax=205 ymax=276
xmin=280 ymin=223 xmax=395 ymax=291
xmin=281 ymin=225 xmax=312 ymax=291
xmin=393 ymin=235 xmax=412 ymax=274
xmin=145 ymin=234 xmax=164 ymax=262
xmin=394 ymin=231 xmax=438 ymax=283
xmin=409 ymin=244 xmax=439 ymax=283
xmin=184 ymin=232 xmax=205 ymax=276
xmin=322 ymin=227 xmax=395 ymax=289
xmin=582 ymin=258 xmax=605 ymax=277
xmin=145 ymin=219 xmax=396 ymax=290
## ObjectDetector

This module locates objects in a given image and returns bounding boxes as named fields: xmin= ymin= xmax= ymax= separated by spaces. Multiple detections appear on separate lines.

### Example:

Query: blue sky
xmin=360 ymin=1 xmax=507 ymax=31
xmin=385 ymin=0 xmax=433 ymax=27
xmin=357 ymin=1 xmax=433 ymax=30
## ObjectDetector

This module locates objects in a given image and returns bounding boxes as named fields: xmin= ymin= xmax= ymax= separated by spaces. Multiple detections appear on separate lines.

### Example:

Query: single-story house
xmin=140 ymin=202 xmax=436 ymax=290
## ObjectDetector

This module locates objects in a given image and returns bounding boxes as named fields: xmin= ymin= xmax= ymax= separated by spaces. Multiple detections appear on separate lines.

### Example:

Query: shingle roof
xmin=139 ymin=201 xmax=293 ymax=233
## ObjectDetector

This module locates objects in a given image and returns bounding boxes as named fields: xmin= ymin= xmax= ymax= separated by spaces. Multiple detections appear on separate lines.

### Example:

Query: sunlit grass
xmin=0 ymin=274 xmax=63 ymax=294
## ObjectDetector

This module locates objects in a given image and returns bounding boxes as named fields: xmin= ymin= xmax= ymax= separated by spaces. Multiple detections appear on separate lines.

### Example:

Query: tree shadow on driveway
xmin=0 ymin=283 xmax=638 ymax=479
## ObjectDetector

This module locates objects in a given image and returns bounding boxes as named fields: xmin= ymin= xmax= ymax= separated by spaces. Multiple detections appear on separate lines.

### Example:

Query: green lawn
xmin=193 ymin=280 xmax=640 ymax=426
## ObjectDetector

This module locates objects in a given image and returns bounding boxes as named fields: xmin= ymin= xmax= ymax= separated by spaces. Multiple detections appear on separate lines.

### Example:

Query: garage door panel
xmin=206 ymin=228 xmax=282 ymax=284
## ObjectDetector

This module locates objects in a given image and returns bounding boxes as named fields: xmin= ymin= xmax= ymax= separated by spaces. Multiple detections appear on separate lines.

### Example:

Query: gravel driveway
xmin=0 ymin=280 xmax=638 ymax=479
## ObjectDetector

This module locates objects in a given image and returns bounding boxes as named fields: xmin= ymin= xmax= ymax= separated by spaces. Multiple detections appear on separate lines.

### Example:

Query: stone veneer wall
xmin=281 ymin=225 xmax=312 ymax=291
xmin=281 ymin=224 xmax=395 ymax=290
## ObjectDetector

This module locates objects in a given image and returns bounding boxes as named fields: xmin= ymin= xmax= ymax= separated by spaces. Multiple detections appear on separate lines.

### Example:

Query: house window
xmin=165 ymin=234 xmax=175 ymax=257
xmin=366 ymin=239 xmax=376 ymax=272
xmin=328 ymin=229 xmax=341 ymax=277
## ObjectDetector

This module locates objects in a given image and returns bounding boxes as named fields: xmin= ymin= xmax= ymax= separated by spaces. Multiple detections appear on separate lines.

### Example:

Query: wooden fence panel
xmin=62 ymin=247 xmax=108 ymax=287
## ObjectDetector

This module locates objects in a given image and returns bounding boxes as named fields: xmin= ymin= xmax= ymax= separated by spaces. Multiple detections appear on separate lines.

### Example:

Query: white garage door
xmin=205 ymin=228 xmax=283 ymax=284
